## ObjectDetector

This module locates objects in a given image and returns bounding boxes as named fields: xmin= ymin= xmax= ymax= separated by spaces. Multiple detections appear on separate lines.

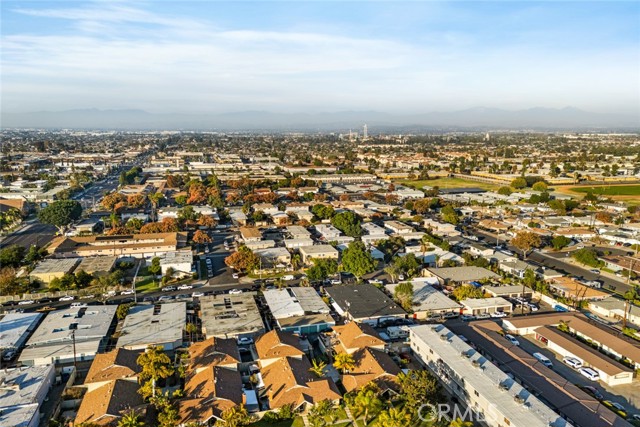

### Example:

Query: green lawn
xmin=570 ymin=184 xmax=640 ymax=196
xmin=398 ymin=177 xmax=500 ymax=192
xmin=135 ymin=276 xmax=159 ymax=293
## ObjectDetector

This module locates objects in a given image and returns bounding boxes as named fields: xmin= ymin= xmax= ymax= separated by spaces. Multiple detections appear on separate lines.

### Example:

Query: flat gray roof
xmin=76 ymin=256 xmax=117 ymax=274
xmin=200 ymin=293 xmax=264 ymax=338
xmin=427 ymin=266 xmax=500 ymax=282
xmin=326 ymin=284 xmax=406 ymax=320
xmin=0 ymin=365 xmax=55 ymax=409
xmin=0 ymin=313 xmax=43 ymax=349
xmin=461 ymin=297 xmax=512 ymax=309
xmin=25 ymin=306 xmax=116 ymax=346
xmin=386 ymin=282 xmax=461 ymax=313
xmin=117 ymin=302 xmax=185 ymax=349
xmin=30 ymin=258 xmax=79 ymax=275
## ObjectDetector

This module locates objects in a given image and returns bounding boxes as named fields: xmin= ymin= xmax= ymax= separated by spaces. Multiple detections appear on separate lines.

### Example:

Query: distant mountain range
xmin=2 ymin=107 xmax=638 ymax=131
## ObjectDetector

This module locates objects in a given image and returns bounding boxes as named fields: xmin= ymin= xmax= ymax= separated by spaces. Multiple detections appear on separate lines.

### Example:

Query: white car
xmin=475 ymin=313 xmax=491 ymax=320
xmin=232 ymin=273 xmax=240 ymax=279
xmin=192 ymin=291 xmax=205 ymax=298
xmin=579 ymin=367 xmax=600 ymax=381
xmin=563 ymin=357 xmax=583 ymax=369
xmin=177 ymin=284 xmax=193 ymax=290
xmin=59 ymin=295 xmax=75 ymax=302
xmin=18 ymin=300 xmax=34 ymax=305
xmin=120 ymin=289 xmax=134 ymax=295
xmin=228 ymin=289 xmax=243 ymax=295
xmin=505 ymin=334 xmax=520 ymax=346
xmin=491 ymin=311 xmax=507 ymax=318
xmin=237 ymin=337 xmax=254 ymax=345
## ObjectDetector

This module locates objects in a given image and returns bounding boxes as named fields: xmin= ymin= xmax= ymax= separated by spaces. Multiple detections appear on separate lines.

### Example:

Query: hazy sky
xmin=2 ymin=1 xmax=639 ymax=115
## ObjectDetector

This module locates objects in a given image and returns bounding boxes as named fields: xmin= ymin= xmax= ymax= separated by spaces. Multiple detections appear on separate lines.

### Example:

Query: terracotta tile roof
xmin=184 ymin=365 xmax=243 ymax=404
xmin=188 ymin=337 xmax=240 ymax=371
xmin=341 ymin=347 xmax=400 ymax=393
xmin=176 ymin=397 xmax=238 ymax=425
xmin=261 ymin=356 xmax=341 ymax=409
xmin=75 ymin=379 xmax=146 ymax=426
xmin=255 ymin=330 xmax=305 ymax=360
xmin=84 ymin=348 xmax=142 ymax=385
xmin=332 ymin=322 xmax=385 ymax=353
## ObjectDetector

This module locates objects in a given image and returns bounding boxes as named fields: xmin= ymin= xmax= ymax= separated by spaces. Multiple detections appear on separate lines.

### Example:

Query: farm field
xmin=398 ymin=177 xmax=501 ymax=191
xmin=556 ymin=184 xmax=640 ymax=206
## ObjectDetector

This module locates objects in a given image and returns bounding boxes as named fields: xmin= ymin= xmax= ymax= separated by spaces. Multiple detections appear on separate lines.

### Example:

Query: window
xmin=474 ymin=390 xmax=479 ymax=397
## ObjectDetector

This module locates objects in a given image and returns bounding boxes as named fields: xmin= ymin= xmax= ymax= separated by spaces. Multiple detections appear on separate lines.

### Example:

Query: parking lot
xmin=517 ymin=334 xmax=640 ymax=417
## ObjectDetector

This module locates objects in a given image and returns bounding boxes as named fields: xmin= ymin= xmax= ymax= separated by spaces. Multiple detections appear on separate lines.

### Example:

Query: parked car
xmin=36 ymin=306 xmax=56 ymax=312
xmin=59 ymin=295 xmax=75 ymax=302
xmin=505 ymin=334 xmax=520 ymax=346
xmin=71 ymin=302 xmax=88 ymax=308
xmin=461 ymin=314 xmax=475 ymax=321
xmin=120 ymin=289 xmax=134 ymax=295
xmin=563 ymin=357 xmax=583 ymax=369
xmin=177 ymin=284 xmax=193 ymax=290
xmin=579 ymin=367 xmax=600 ymax=381
xmin=581 ymin=385 xmax=604 ymax=400
xmin=491 ymin=311 xmax=507 ymax=318
xmin=232 ymin=273 xmax=240 ymax=279
xmin=161 ymin=285 xmax=176 ymax=292
xmin=2 ymin=350 xmax=16 ymax=362
xmin=605 ymin=401 xmax=626 ymax=413
xmin=228 ymin=289 xmax=243 ymax=295
xmin=475 ymin=313 xmax=491 ymax=320
xmin=192 ymin=291 xmax=205 ymax=298
xmin=17 ymin=300 xmax=34 ymax=305
xmin=441 ymin=311 xmax=460 ymax=319
xmin=533 ymin=352 xmax=553 ymax=368
xmin=158 ymin=296 xmax=174 ymax=302
xmin=237 ymin=337 xmax=254 ymax=345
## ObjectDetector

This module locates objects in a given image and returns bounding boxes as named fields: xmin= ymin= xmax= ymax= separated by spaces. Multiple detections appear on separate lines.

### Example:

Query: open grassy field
xmin=556 ymin=184 xmax=640 ymax=207
xmin=398 ymin=177 xmax=501 ymax=191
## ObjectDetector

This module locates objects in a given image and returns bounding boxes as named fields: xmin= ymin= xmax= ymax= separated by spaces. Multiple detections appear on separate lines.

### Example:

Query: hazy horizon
xmin=2 ymin=1 xmax=639 ymax=120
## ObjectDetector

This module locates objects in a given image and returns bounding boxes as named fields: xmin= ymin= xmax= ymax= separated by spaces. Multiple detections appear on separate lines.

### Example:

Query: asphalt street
xmin=0 ymin=221 xmax=57 ymax=250
xmin=471 ymin=228 xmax=635 ymax=295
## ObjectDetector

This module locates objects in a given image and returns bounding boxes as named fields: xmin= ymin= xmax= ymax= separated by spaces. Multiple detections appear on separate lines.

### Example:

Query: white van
xmin=579 ymin=367 xmax=600 ymax=381
xmin=533 ymin=352 xmax=553 ymax=368
xmin=282 ymin=275 xmax=295 ymax=281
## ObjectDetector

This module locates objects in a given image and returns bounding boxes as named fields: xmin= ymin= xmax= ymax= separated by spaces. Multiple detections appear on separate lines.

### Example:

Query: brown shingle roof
xmin=84 ymin=348 xmax=142 ymax=385
xmin=184 ymin=365 xmax=243 ymax=404
xmin=188 ymin=337 xmax=240 ymax=371
xmin=176 ymin=397 xmax=237 ymax=425
xmin=75 ymin=379 xmax=146 ymax=426
xmin=332 ymin=322 xmax=385 ymax=353
xmin=255 ymin=330 xmax=305 ymax=360
xmin=341 ymin=347 xmax=400 ymax=393
xmin=261 ymin=356 xmax=341 ymax=409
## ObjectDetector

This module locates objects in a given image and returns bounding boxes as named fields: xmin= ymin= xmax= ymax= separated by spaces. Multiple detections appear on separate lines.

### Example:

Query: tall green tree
xmin=440 ymin=205 xmax=460 ymax=225
xmin=511 ymin=231 xmax=542 ymax=259
xmin=397 ymin=370 xmax=444 ymax=417
xmin=394 ymin=282 xmax=414 ymax=312
xmin=341 ymin=241 xmax=376 ymax=280
xmin=37 ymin=200 xmax=82 ymax=234
xmin=218 ymin=406 xmax=250 ymax=427
xmin=331 ymin=211 xmax=362 ymax=237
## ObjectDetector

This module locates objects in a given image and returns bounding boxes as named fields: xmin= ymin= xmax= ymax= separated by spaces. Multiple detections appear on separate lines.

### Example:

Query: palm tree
xmin=449 ymin=417 xmax=473 ymax=427
xmin=148 ymin=192 xmax=164 ymax=222
xmin=309 ymin=358 xmax=327 ymax=377
xmin=185 ymin=322 xmax=198 ymax=342
xmin=420 ymin=236 xmax=430 ymax=266
xmin=221 ymin=405 xmax=250 ymax=427
xmin=353 ymin=389 xmax=382 ymax=425
xmin=137 ymin=346 xmax=174 ymax=399
xmin=376 ymin=407 xmax=411 ymax=427
xmin=291 ymin=254 xmax=302 ymax=271
xmin=117 ymin=410 xmax=145 ymax=427
xmin=333 ymin=352 xmax=355 ymax=374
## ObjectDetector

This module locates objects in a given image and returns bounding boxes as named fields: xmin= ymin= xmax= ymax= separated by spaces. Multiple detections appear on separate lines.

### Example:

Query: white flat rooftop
xmin=117 ymin=302 xmax=185 ymax=349
xmin=0 ymin=312 xmax=42 ymax=349
xmin=410 ymin=324 xmax=568 ymax=427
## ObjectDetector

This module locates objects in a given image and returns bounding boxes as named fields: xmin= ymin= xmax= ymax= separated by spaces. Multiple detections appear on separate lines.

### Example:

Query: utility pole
xmin=71 ymin=327 xmax=78 ymax=370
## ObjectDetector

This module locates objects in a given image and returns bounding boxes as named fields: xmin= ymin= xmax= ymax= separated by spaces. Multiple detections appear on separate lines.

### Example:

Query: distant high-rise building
xmin=363 ymin=124 xmax=368 ymax=140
